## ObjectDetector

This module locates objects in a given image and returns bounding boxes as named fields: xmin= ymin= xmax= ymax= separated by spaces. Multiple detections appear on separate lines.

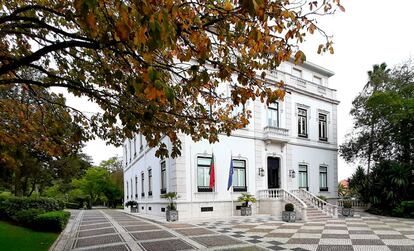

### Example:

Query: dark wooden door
xmin=267 ymin=157 xmax=280 ymax=189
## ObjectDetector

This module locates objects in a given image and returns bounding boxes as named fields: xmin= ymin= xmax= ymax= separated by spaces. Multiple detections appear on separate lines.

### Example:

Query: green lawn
xmin=0 ymin=221 xmax=59 ymax=251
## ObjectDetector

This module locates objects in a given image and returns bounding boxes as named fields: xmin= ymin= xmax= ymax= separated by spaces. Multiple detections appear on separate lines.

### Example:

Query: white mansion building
xmin=123 ymin=60 xmax=340 ymax=221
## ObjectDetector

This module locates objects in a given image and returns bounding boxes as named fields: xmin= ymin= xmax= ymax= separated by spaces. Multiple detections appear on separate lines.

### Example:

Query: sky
xmin=79 ymin=0 xmax=414 ymax=180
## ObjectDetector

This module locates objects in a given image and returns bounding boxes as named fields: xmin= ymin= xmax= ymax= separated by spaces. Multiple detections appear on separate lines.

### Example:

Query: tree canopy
xmin=0 ymin=83 xmax=89 ymax=196
xmin=0 ymin=0 xmax=344 ymax=158
xmin=340 ymin=60 xmax=414 ymax=167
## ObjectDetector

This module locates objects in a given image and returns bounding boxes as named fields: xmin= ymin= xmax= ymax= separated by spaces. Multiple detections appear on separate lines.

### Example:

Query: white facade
xmin=123 ymin=60 xmax=339 ymax=220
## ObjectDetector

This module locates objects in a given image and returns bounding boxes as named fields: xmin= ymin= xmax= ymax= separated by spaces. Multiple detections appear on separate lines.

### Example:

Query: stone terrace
xmin=53 ymin=210 xmax=414 ymax=251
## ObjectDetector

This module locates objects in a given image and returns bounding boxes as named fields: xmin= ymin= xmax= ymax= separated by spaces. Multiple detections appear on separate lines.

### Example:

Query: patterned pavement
xmin=53 ymin=210 xmax=414 ymax=251
xmin=194 ymin=214 xmax=414 ymax=251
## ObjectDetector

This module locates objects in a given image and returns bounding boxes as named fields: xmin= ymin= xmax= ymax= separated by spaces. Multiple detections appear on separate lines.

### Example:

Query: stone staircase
xmin=291 ymin=189 xmax=338 ymax=221
xmin=303 ymin=201 xmax=333 ymax=221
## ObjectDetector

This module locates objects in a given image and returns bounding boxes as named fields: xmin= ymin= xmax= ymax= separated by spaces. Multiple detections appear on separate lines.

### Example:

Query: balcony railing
xmin=267 ymin=70 xmax=337 ymax=100
xmin=263 ymin=126 xmax=289 ymax=143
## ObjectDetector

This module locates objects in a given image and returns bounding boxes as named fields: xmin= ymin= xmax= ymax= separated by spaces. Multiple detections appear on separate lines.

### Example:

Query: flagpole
xmin=211 ymin=147 xmax=215 ymax=207
xmin=230 ymin=151 xmax=233 ymax=217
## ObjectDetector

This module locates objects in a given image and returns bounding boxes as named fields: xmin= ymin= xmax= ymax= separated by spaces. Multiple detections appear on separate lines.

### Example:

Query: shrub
xmin=392 ymin=200 xmax=414 ymax=218
xmin=65 ymin=202 xmax=81 ymax=209
xmin=343 ymin=201 xmax=352 ymax=208
xmin=34 ymin=211 xmax=71 ymax=232
xmin=317 ymin=195 xmax=327 ymax=202
xmin=0 ymin=196 xmax=64 ymax=219
xmin=125 ymin=200 xmax=138 ymax=207
xmin=285 ymin=203 xmax=294 ymax=212
xmin=12 ymin=209 xmax=45 ymax=227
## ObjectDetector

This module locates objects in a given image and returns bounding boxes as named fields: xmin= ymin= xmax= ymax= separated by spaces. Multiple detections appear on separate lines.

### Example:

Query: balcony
xmin=263 ymin=126 xmax=289 ymax=143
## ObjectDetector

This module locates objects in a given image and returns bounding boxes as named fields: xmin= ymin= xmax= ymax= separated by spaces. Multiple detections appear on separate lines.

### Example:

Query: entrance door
xmin=267 ymin=157 xmax=280 ymax=189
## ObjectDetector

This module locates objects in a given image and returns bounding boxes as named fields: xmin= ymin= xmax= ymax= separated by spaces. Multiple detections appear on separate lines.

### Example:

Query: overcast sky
xmin=79 ymin=0 xmax=414 ymax=180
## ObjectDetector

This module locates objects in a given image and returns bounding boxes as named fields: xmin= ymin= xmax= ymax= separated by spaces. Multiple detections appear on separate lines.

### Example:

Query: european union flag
xmin=227 ymin=157 xmax=234 ymax=191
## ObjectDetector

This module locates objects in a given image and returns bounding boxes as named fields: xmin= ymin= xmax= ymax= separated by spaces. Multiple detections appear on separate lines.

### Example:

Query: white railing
xmin=268 ymin=70 xmax=337 ymax=100
xmin=259 ymin=188 xmax=308 ymax=221
xmin=291 ymin=189 xmax=338 ymax=218
xmin=338 ymin=199 xmax=368 ymax=209
xmin=263 ymin=126 xmax=289 ymax=143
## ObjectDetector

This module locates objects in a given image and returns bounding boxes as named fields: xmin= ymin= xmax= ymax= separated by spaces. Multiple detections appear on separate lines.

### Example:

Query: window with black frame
xmin=298 ymin=164 xmax=308 ymax=190
xmin=148 ymin=169 xmax=152 ymax=196
xmin=233 ymin=159 xmax=247 ymax=192
xmin=133 ymin=137 xmax=137 ymax=156
xmin=130 ymin=178 xmax=133 ymax=199
xmin=135 ymin=176 xmax=138 ymax=198
xmin=298 ymin=108 xmax=308 ymax=138
xmin=319 ymin=166 xmax=328 ymax=191
xmin=267 ymin=102 xmax=279 ymax=127
xmin=141 ymin=172 xmax=145 ymax=197
xmin=319 ymin=113 xmax=328 ymax=141
xmin=197 ymin=156 xmax=212 ymax=192
xmin=160 ymin=161 xmax=167 ymax=194
xmin=126 ymin=181 xmax=129 ymax=199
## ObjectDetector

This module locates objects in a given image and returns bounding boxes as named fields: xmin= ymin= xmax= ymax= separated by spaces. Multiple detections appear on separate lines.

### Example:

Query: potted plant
xmin=237 ymin=193 xmax=257 ymax=216
xmin=282 ymin=203 xmax=296 ymax=222
xmin=161 ymin=192 xmax=179 ymax=221
xmin=125 ymin=201 xmax=138 ymax=213
xmin=342 ymin=201 xmax=354 ymax=217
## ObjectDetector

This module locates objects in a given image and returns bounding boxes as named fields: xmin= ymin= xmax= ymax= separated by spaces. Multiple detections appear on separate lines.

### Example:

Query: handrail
xmin=291 ymin=189 xmax=338 ymax=218
xmin=337 ymin=199 xmax=368 ymax=208
xmin=259 ymin=188 xmax=308 ymax=221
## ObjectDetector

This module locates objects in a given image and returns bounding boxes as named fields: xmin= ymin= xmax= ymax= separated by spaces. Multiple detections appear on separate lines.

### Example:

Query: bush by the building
xmin=34 ymin=211 xmax=71 ymax=232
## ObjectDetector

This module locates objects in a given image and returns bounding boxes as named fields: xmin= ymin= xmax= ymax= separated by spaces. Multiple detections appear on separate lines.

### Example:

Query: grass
xmin=0 ymin=220 xmax=59 ymax=251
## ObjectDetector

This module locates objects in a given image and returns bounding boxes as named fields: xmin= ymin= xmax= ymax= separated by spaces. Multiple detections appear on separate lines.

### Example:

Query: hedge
xmin=65 ymin=202 xmax=81 ymax=209
xmin=34 ymin=211 xmax=71 ymax=232
xmin=392 ymin=200 xmax=414 ymax=218
xmin=0 ymin=196 xmax=64 ymax=219
xmin=12 ymin=209 xmax=45 ymax=227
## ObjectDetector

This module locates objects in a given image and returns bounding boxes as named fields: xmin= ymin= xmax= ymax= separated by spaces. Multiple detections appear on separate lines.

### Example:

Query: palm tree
xmin=364 ymin=63 xmax=390 ymax=173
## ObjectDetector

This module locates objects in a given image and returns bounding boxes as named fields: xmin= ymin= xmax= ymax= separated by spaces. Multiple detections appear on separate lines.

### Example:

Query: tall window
xmin=129 ymin=139 xmax=132 ymax=162
xmin=130 ymin=178 xmax=133 ymax=199
xmin=267 ymin=103 xmax=279 ymax=127
xmin=233 ymin=159 xmax=247 ymax=192
xmin=124 ymin=145 xmax=128 ymax=165
xmin=160 ymin=161 xmax=167 ymax=194
xmin=197 ymin=156 xmax=212 ymax=192
xmin=319 ymin=166 xmax=328 ymax=191
xmin=298 ymin=165 xmax=308 ymax=190
xmin=298 ymin=108 xmax=308 ymax=138
xmin=319 ymin=113 xmax=328 ymax=141
xmin=141 ymin=172 xmax=145 ymax=197
xmin=148 ymin=169 xmax=152 ymax=196
xmin=292 ymin=68 xmax=302 ymax=78
xmin=133 ymin=137 xmax=137 ymax=156
xmin=135 ymin=176 xmax=138 ymax=198
xmin=126 ymin=181 xmax=129 ymax=199
xmin=313 ymin=76 xmax=322 ymax=85
xmin=139 ymin=134 xmax=143 ymax=151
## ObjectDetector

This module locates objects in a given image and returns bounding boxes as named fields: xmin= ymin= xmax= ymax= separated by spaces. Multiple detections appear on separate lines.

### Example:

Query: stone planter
xmin=342 ymin=208 xmax=354 ymax=217
xmin=240 ymin=206 xmax=252 ymax=216
xmin=166 ymin=210 xmax=178 ymax=222
xmin=282 ymin=211 xmax=296 ymax=222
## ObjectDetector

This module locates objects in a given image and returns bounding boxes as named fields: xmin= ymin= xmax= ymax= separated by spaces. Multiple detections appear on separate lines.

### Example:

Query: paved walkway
xmin=53 ymin=210 xmax=414 ymax=251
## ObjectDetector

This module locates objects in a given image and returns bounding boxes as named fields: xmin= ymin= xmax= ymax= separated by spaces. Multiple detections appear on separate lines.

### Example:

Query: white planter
xmin=166 ymin=210 xmax=179 ymax=221
xmin=342 ymin=208 xmax=354 ymax=217
xmin=241 ymin=207 xmax=252 ymax=216
xmin=282 ymin=211 xmax=296 ymax=222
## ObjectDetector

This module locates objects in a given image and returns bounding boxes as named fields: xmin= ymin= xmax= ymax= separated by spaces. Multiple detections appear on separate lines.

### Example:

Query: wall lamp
xmin=289 ymin=170 xmax=296 ymax=178
xmin=258 ymin=167 xmax=265 ymax=177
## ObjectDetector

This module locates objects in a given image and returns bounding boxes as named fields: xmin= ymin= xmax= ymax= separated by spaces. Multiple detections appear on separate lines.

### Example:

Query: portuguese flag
xmin=209 ymin=153 xmax=215 ymax=189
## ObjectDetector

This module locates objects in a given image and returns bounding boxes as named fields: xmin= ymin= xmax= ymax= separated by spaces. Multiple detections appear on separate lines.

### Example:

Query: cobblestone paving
xmin=55 ymin=210 xmax=414 ymax=251
xmin=56 ymin=210 xmax=260 ymax=250
xmin=193 ymin=214 xmax=414 ymax=251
